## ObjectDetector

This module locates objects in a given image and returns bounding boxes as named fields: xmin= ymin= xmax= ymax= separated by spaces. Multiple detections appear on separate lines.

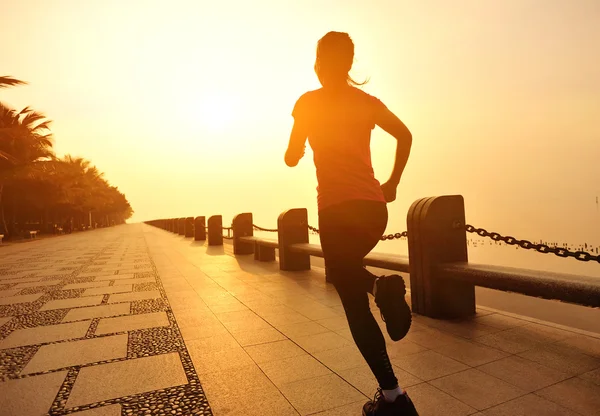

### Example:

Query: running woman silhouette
xmin=285 ymin=32 xmax=418 ymax=415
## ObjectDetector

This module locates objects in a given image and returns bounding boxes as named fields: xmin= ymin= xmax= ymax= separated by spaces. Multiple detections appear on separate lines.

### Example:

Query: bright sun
xmin=196 ymin=91 xmax=240 ymax=132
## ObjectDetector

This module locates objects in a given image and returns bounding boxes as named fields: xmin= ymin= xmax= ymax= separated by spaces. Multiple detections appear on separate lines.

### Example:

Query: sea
xmin=252 ymin=231 xmax=600 ymax=279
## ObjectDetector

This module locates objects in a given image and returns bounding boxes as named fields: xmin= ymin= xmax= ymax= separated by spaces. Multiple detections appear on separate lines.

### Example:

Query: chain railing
xmin=227 ymin=220 xmax=599 ymax=264
xmin=308 ymin=225 xmax=408 ymax=241
xmin=465 ymin=225 xmax=600 ymax=264
xmin=253 ymin=224 xmax=278 ymax=232
xmin=307 ymin=223 xmax=599 ymax=263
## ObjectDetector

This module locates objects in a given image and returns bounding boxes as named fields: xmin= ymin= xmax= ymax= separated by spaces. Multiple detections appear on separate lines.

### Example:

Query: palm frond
xmin=0 ymin=76 xmax=27 ymax=89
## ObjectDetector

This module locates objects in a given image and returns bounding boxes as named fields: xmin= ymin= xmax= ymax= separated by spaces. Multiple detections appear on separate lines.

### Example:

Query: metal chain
xmin=308 ymin=225 xmax=407 ymax=241
xmin=253 ymin=224 xmax=278 ymax=232
xmin=465 ymin=224 xmax=600 ymax=263
xmin=380 ymin=231 xmax=408 ymax=241
xmin=308 ymin=225 xmax=320 ymax=234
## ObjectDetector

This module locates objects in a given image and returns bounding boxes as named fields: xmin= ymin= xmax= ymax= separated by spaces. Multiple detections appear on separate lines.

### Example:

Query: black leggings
xmin=319 ymin=199 xmax=398 ymax=390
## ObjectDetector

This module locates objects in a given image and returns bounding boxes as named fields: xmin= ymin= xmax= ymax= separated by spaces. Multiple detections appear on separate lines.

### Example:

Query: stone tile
xmin=0 ymin=317 xmax=11 ymax=328
xmin=385 ymin=339 xmax=428 ymax=358
xmin=258 ymin=354 xmax=332 ymax=386
xmin=517 ymin=342 xmax=600 ymax=375
xmin=107 ymin=277 xmax=155 ymax=285
xmin=0 ymin=370 xmax=67 ymax=415
xmin=0 ymin=293 xmax=43 ymax=306
xmin=0 ymin=289 xmax=20 ymax=298
xmin=40 ymin=296 xmax=104 ymax=311
xmin=405 ymin=383 xmax=475 ymax=416
xmin=179 ymin=323 xmax=230 ymax=341
xmin=230 ymin=327 xmax=287 ymax=346
xmin=221 ymin=316 xmax=273 ymax=333
xmin=62 ymin=303 xmax=131 ymax=323
xmin=483 ymin=394 xmax=580 ymax=416
xmin=477 ymin=355 xmax=570 ymax=392
xmin=0 ymin=320 xmax=90 ymax=349
xmin=556 ymin=334 xmax=600 ymax=358
xmin=83 ymin=285 xmax=132 ymax=296
xmin=14 ymin=279 xmax=62 ymax=289
xmin=262 ymin=312 xmax=312 ymax=328
xmin=473 ymin=313 xmax=530 ymax=330
xmin=405 ymin=328 xmax=465 ymax=349
xmin=431 ymin=319 xmax=500 ymax=339
xmin=93 ymin=273 xmax=136 ymax=281
xmin=580 ymin=368 xmax=600 ymax=385
xmin=433 ymin=338 xmax=509 ymax=366
xmin=0 ymin=277 xmax=44 ymax=285
xmin=214 ymin=309 xmax=260 ymax=323
xmin=280 ymin=373 xmax=364 ymax=415
xmin=310 ymin=401 xmax=365 ymax=415
xmin=277 ymin=321 xmax=330 ymax=340
xmin=512 ymin=323 xmax=575 ymax=343
xmin=293 ymin=331 xmax=353 ymax=353
xmin=116 ymin=268 xmax=153 ymax=275
xmin=185 ymin=332 xmax=240 ymax=354
xmin=107 ymin=290 xmax=161 ymax=303
xmin=63 ymin=281 xmax=111 ymax=290
xmin=198 ymin=364 xmax=274 ymax=395
xmin=189 ymin=345 xmax=255 ymax=375
xmin=475 ymin=327 xmax=545 ymax=354
xmin=430 ymin=368 xmax=526 ymax=410
xmin=95 ymin=311 xmax=169 ymax=335
xmin=70 ymin=404 xmax=122 ymax=416
xmin=207 ymin=384 xmax=298 ymax=416
xmin=315 ymin=316 xmax=349 ymax=331
xmin=67 ymin=352 xmax=188 ymax=407
xmin=338 ymin=364 xmax=422 ymax=397
xmin=245 ymin=340 xmax=305 ymax=364
xmin=392 ymin=350 xmax=469 ymax=381
xmin=537 ymin=377 xmax=600 ymax=416
xmin=22 ymin=334 xmax=128 ymax=374
xmin=312 ymin=345 xmax=367 ymax=373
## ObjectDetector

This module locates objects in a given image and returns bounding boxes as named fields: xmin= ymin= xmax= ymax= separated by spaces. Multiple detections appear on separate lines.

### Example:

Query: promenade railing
xmin=144 ymin=194 xmax=600 ymax=319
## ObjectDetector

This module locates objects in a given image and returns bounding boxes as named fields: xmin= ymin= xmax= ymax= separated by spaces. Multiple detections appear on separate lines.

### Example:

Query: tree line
xmin=0 ymin=76 xmax=133 ymax=239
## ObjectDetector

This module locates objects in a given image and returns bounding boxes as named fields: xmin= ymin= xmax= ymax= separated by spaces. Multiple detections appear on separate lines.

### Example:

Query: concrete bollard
xmin=172 ymin=218 xmax=179 ymax=234
xmin=207 ymin=215 xmax=223 ymax=246
xmin=194 ymin=216 xmax=206 ymax=241
xmin=178 ymin=218 xmax=185 ymax=236
xmin=277 ymin=208 xmax=310 ymax=271
xmin=407 ymin=195 xmax=475 ymax=319
xmin=185 ymin=217 xmax=194 ymax=238
xmin=232 ymin=213 xmax=254 ymax=255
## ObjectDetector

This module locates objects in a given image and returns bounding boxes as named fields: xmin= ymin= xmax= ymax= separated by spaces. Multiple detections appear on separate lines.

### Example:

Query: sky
xmin=1 ymin=0 xmax=599 ymax=252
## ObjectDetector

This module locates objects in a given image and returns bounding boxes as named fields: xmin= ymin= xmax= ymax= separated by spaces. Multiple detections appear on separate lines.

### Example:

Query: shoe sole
xmin=379 ymin=275 xmax=412 ymax=342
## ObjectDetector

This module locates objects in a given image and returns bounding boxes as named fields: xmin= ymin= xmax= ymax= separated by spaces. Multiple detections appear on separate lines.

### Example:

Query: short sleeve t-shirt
xmin=292 ymin=86 xmax=386 ymax=211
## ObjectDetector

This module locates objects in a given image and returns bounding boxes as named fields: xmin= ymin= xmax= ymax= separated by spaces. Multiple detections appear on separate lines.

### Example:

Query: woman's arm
xmin=375 ymin=106 xmax=412 ymax=201
xmin=284 ymin=120 xmax=308 ymax=167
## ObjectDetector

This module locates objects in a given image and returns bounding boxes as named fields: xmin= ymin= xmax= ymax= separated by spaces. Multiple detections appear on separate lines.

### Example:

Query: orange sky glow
xmin=2 ymin=0 xmax=599 ymax=249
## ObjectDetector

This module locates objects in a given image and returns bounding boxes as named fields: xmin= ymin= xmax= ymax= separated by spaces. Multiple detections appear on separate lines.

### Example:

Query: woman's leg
xmin=319 ymin=200 xmax=398 ymax=389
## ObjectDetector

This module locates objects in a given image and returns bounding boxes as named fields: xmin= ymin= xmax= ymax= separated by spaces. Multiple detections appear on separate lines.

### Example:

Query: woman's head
xmin=315 ymin=31 xmax=367 ymax=88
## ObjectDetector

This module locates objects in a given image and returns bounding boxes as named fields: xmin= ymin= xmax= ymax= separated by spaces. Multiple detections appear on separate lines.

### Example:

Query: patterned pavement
xmin=0 ymin=227 xmax=209 ymax=415
xmin=0 ymin=224 xmax=599 ymax=416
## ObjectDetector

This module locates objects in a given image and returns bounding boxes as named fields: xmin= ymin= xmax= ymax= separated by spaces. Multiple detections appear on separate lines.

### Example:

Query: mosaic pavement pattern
xmin=1 ymin=224 xmax=600 ymax=416
xmin=0 ymin=229 xmax=210 ymax=416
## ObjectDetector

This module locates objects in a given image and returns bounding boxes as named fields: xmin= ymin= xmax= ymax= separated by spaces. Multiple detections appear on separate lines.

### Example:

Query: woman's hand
xmin=380 ymin=180 xmax=398 ymax=203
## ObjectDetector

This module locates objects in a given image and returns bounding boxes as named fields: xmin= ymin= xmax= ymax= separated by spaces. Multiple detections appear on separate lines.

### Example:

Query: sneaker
xmin=363 ymin=389 xmax=419 ymax=416
xmin=374 ymin=275 xmax=412 ymax=341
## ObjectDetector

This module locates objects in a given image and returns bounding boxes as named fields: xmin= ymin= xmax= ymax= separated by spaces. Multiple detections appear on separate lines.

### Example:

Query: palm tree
xmin=1 ymin=76 xmax=55 ymax=235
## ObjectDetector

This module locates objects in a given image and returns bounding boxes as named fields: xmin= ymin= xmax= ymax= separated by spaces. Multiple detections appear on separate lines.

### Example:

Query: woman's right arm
xmin=375 ymin=106 xmax=412 ymax=201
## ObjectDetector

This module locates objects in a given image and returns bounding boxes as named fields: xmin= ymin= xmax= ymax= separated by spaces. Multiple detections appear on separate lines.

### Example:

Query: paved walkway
xmin=0 ymin=224 xmax=598 ymax=416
